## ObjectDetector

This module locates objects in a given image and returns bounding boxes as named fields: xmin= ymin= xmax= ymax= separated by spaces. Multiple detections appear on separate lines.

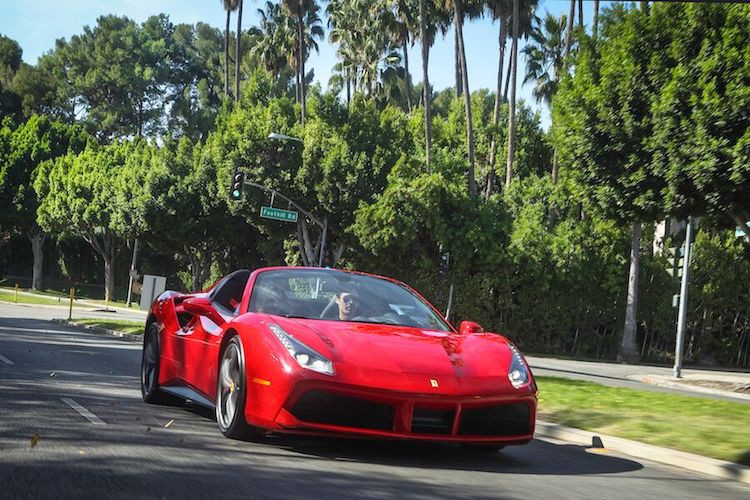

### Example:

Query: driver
xmin=335 ymin=291 xmax=359 ymax=321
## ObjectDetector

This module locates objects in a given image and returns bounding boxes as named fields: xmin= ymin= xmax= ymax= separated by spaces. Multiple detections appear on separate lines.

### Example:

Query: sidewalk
xmin=0 ymin=287 xmax=147 ymax=318
xmin=527 ymin=355 xmax=750 ymax=403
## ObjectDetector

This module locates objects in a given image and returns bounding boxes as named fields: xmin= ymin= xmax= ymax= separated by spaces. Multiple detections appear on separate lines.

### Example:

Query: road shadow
xmin=251 ymin=433 xmax=644 ymax=476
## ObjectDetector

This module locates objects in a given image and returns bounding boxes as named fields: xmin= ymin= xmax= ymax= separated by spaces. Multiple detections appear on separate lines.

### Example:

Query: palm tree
xmin=386 ymin=0 xmax=418 ymax=112
xmin=444 ymin=0 xmax=483 ymax=197
xmin=485 ymin=0 xmax=536 ymax=196
xmin=222 ymin=0 xmax=241 ymax=100
xmin=522 ymin=13 xmax=566 ymax=107
xmin=235 ymin=0 xmax=244 ymax=102
xmin=523 ymin=12 xmax=571 ymax=183
xmin=282 ymin=0 xmax=323 ymax=126
xmin=484 ymin=0 xmax=510 ymax=198
xmin=504 ymin=0 xmax=518 ymax=190
xmin=593 ymin=0 xmax=600 ymax=41
xmin=564 ymin=0 xmax=575 ymax=58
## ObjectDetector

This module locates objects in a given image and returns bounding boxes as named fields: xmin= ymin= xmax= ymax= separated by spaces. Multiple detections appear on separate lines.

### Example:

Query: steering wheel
xmin=319 ymin=297 xmax=338 ymax=319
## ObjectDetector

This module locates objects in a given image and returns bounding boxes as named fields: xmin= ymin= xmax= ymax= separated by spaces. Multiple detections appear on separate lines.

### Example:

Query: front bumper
xmin=268 ymin=381 xmax=537 ymax=445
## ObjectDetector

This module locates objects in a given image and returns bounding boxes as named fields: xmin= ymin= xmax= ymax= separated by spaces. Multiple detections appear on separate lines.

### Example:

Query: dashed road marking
xmin=0 ymin=353 xmax=13 ymax=365
xmin=61 ymin=397 xmax=106 ymax=425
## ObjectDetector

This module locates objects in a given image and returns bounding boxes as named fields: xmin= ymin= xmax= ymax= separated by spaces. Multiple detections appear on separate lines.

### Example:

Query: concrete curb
xmin=51 ymin=319 xmax=143 ymax=343
xmin=536 ymin=420 xmax=750 ymax=485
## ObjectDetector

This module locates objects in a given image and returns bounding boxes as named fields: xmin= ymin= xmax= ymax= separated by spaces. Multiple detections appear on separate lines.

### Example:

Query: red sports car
xmin=141 ymin=267 xmax=537 ymax=447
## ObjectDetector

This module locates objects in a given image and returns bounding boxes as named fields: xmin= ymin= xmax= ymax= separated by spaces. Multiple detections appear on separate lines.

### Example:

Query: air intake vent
xmin=290 ymin=390 xmax=394 ymax=431
xmin=411 ymin=407 xmax=455 ymax=434
xmin=458 ymin=403 xmax=531 ymax=436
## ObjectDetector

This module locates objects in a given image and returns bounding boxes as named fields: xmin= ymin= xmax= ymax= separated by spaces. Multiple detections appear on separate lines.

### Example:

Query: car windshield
xmin=248 ymin=269 xmax=451 ymax=331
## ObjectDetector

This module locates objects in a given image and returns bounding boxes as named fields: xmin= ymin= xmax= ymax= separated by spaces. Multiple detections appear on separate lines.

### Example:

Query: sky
xmin=0 ymin=0 xmax=611 ymax=129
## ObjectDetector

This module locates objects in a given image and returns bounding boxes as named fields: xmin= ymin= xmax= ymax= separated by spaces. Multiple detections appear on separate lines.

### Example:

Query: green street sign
xmin=260 ymin=206 xmax=298 ymax=223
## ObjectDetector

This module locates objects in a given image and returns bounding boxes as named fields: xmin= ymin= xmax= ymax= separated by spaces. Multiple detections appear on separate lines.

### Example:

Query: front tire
xmin=141 ymin=323 xmax=181 ymax=405
xmin=216 ymin=336 xmax=254 ymax=439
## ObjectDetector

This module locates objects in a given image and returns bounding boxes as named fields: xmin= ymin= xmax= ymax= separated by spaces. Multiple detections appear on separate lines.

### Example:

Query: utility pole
xmin=673 ymin=217 xmax=694 ymax=378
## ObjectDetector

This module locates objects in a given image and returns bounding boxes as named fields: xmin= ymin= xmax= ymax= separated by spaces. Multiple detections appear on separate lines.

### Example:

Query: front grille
xmin=458 ymin=403 xmax=531 ymax=436
xmin=290 ymin=390 xmax=394 ymax=431
xmin=411 ymin=407 xmax=455 ymax=434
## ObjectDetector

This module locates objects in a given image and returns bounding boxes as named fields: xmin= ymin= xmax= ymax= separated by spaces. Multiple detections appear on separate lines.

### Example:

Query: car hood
xmin=272 ymin=317 xmax=516 ymax=383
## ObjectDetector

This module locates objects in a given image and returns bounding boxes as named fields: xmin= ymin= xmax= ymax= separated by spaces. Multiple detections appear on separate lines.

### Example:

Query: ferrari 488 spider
xmin=141 ymin=267 xmax=537 ymax=446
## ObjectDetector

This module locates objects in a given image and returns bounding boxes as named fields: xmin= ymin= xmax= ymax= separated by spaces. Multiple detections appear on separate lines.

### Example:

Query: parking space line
xmin=0 ymin=353 xmax=13 ymax=365
xmin=61 ymin=397 xmax=106 ymax=425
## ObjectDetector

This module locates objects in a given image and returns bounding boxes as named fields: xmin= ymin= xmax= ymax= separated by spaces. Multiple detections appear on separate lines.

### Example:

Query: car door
xmin=176 ymin=271 xmax=250 ymax=400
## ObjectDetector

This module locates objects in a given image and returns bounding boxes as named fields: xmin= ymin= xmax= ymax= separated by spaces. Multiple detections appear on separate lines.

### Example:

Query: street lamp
xmin=267 ymin=132 xmax=327 ymax=267
xmin=268 ymin=132 xmax=303 ymax=143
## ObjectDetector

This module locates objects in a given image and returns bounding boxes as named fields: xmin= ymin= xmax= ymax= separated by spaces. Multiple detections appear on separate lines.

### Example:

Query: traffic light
xmin=230 ymin=168 xmax=245 ymax=201
xmin=438 ymin=252 xmax=450 ymax=279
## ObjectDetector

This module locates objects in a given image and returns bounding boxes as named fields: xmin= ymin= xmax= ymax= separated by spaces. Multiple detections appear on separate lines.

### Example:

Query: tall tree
xmin=523 ymin=12 xmax=568 ymax=183
xmin=283 ymin=0 xmax=323 ymax=125
xmin=235 ymin=0 xmax=245 ymax=102
xmin=484 ymin=0 xmax=510 ymax=197
xmin=40 ymin=15 xmax=174 ymax=139
xmin=36 ymin=142 xmax=152 ymax=300
xmin=223 ymin=0 xmax=241 ymax=100
xmin=505 ymin=0 xmax=518 ymax=189
xmin=0 ymin=116 xmax=88 ymax=290
xmin=553 ymin=5 xmax=673 ymax=362
xmin=445 ymin=0 xmax=483 ymax=197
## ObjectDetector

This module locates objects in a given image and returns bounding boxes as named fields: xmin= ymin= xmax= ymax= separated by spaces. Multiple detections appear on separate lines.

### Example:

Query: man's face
xmin=337 ymin=293 xmax=358 ymax=320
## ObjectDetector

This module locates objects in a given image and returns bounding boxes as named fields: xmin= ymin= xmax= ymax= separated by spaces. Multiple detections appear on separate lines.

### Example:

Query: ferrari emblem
xmin=430 ymin=379 xmax=439 ymax=388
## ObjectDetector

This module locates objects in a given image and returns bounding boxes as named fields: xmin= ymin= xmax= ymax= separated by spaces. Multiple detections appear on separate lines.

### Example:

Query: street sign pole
xmin=673 ymin=216 xmax=694 ymax=378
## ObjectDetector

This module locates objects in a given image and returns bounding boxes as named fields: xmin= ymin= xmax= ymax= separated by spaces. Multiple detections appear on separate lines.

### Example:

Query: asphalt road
xmin=1 ymin=305 xmax=749 ymax=500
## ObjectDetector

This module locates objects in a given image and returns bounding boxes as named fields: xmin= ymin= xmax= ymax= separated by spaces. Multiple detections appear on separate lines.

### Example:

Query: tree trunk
xmin=298 ymin=12 xmax=306 ymax=126
xmin=551 ymin=148 xmax=559 ymax=184
xmin=505 ymin=0 xmax=519 ymax=190
xmin=104 ymin=254 xmax=116 ymax=303
xmin=27 ymin=226 xmax=47 ymax=291
xmin=419 ymin=0 xmax=432 ymax=168
xmin=403 ymin=33 xmax=412 ymax=113
xmin=224 ymin=10 xmax=231 ymax=99
xmin=346 ymin=75 xmax=351 ymax=107
xmin=578 ymin=0 xmax=583 ymax=27
xmin=503 ymin=46 xmax=512 ymax=101
xmin=619 ymin=221 xmax=642 ymax=363
xmin=235 ymin=0 xmax=243 ymax=103
xmin=593 ymin=0 xmax=600 ymax=41
xmin=486 ymin=17 xmax=507 ymax=199
xmin=186 ymin=245 xmax=212 ymax=292
xmin=564 ymin=0 xmax=575 ymax=59
xmin=454 ymin=1 xmax=476 ymax=198
xmin=454 ymin=26 xmax=462 ymax=98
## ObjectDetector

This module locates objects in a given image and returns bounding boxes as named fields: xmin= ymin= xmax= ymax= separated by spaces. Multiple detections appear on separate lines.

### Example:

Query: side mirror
xmin=183 ymin=297 xmax=226 ymax=326
xmin=459 ymin=320 xmax=484 ymax=335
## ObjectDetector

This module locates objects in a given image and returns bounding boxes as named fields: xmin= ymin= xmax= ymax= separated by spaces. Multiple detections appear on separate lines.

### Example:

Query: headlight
xmin=268 ymin=323 xmax=335 ymax=376
xmin=507 ymin=344 xmax=530 ymax=389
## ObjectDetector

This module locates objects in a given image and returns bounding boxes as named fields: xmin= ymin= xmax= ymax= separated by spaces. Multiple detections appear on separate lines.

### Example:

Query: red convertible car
xmin=141 ymin=267 xmax=537 ymax=447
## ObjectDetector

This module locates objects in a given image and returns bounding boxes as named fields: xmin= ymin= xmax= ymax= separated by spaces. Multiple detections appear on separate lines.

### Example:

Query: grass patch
xmin=72 ymin=318 xmax=145 ymax=336
xmin=537 ymin=376 xmax=750 ymax=465
xmin=0 ymin=286 xmax=130 ymax=307
xmin=0 ymin=289 xmax=65 ymax=306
